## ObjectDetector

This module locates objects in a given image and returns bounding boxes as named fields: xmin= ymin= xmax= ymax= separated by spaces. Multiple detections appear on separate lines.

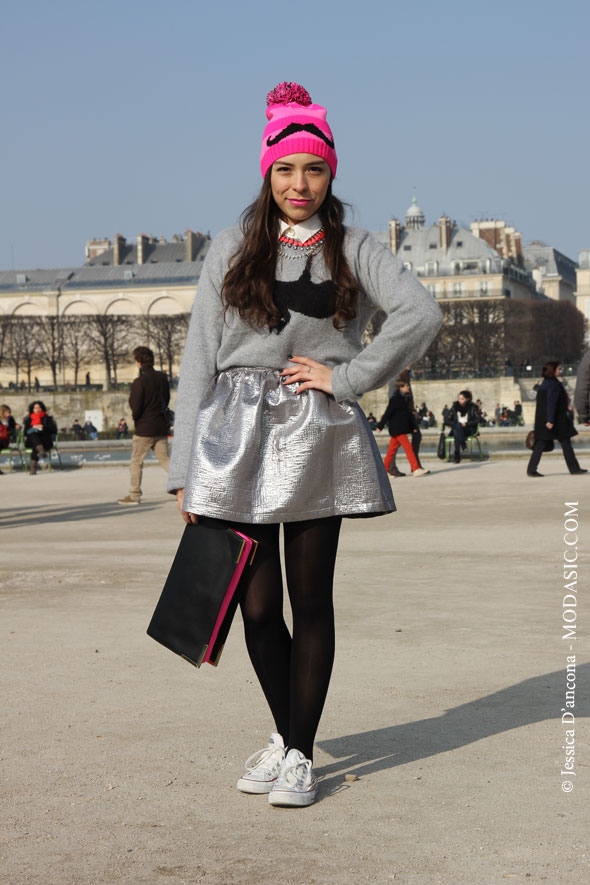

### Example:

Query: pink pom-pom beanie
xmin=260 ymin=82 xmax=337 ymax=179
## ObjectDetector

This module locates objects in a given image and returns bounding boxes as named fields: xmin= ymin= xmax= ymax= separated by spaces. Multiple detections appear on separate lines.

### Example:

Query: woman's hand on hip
xmin=176 ymin=488 xmax=198 ymax=524
xmin=280 ymin=356 xmax=334 ymax=396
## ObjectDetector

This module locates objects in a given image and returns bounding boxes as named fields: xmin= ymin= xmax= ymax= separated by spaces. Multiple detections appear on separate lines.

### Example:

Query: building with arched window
xmin=0 ymin=231 xmax=210 ymax=386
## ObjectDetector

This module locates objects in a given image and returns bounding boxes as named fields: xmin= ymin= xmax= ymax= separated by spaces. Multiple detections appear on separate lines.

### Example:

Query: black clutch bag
xmin=147 ymin=517 xmax=256 ymax=669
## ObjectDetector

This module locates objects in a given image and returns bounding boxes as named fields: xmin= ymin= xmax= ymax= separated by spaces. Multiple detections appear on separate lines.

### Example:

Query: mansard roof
xmin=523 ymin=243 xmax=578 ymax=285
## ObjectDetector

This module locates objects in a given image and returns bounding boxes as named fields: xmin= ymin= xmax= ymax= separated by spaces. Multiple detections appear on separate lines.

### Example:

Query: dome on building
xmin=405 ymin=194 xmax=425 ymax=230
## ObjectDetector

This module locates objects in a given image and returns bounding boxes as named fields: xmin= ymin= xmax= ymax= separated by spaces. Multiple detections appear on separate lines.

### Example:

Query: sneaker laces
xmin=244 ymin=743 xmax=284 ymax=776
xmin=276 ymin=755 xmax=313 ymax=790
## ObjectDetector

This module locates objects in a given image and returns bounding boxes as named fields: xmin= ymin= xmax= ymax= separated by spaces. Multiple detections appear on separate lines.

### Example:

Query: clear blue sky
xmin=2 ymin=0 xmax=588 ymax=270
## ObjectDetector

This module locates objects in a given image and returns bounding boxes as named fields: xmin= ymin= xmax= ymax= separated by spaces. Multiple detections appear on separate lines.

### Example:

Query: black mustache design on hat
xmin=266 ymin=122 xmax=335 ymax=149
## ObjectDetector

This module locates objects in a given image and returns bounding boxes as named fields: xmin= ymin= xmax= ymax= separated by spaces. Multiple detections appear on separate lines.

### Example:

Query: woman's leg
xmin=237 ymin=522 xmax=292 ymax=740
xmin=283 ymin=516 xmax=342 ymax=760
xmin=559 ymin=438 xmax=580 ymax=473
xmin=527 ymin=440 xmax=546 ymax=474
xmin=28 ymin=432 xmax=43 ymax=461
xmin=451 ymin=422 xmax=465 ymax=458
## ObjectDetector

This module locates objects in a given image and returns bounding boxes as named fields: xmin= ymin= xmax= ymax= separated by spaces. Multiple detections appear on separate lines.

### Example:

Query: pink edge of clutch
xmin=201 ymin=531 xmax=254 ymax=665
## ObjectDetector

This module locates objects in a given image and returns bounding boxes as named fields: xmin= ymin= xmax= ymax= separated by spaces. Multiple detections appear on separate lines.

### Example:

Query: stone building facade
xmin=575 ymin=249 xmax=590 ymax=330
xmin=377 ymin=200 xmax=541 ymax=303
xmin=0 ymin=230 xmax=210 ymax=320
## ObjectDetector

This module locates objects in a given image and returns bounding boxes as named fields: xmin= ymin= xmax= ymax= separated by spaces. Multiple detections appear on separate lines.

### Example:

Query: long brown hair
xmin=221 ymin=171 xmax=359 ymax=333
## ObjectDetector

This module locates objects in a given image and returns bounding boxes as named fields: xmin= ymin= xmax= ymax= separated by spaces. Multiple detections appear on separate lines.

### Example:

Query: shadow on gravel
xmin=316 ymin=664 xmax=588 ymax=800
xmin=0 ymin=501 xmax=165 ymax=527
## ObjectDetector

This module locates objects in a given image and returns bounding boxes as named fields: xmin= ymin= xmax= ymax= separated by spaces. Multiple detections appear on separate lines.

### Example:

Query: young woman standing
xmin=527 ymin=362 xmax=587 ymax=477
xmin=167 ymin=83 xmax=442 ymax=806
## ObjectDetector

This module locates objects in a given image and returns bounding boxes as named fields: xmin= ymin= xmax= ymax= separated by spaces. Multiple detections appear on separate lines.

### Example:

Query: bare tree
xmin=504 ymin=299 xmax=586 ymax=367
xmin=86 ymin=314 xmax=136 ymax=388
xmin=419 ymin=302 xmax=463 ymax=375
xmin=62 ymin=317 xmax=93 ymax=386
xmin=6 ymin=318 xmax=41 ymax=391
xmin=459 ymin=299 xmax=505 ymax=373
xmin=138 ymin=313 xmax=190 ymax=379
xmin=0 ymin=314 xmax=10 ymax=372
xmin=36 ymin=315 xmax=64 ymax=388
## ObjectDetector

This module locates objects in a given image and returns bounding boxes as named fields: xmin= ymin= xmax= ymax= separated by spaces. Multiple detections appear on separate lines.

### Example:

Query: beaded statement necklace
xmin=278 ymin=228 xmax=325 ymax=260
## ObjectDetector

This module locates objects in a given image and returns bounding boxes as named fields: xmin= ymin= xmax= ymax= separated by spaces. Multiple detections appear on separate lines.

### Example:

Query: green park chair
xmin=1 ymin=429 xmax=27 ymax=472
xmin=445 ymin=427 xmax=483 ymax=461
xmin=47 ymin=432 xmax=63 ymax=471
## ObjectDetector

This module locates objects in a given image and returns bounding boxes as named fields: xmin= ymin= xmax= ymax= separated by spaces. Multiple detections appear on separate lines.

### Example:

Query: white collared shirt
xmin=279 ymin=213 xmax=322 ymax=243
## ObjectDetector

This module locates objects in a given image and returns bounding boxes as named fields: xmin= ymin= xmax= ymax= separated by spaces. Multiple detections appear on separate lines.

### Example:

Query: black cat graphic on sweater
xmin=272 ymin=265 xmax=337 ymax=333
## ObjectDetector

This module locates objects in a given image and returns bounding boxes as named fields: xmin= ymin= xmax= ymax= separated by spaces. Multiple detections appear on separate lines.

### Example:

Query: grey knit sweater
xmin=167 ymin=225 xmax=442 ymax=493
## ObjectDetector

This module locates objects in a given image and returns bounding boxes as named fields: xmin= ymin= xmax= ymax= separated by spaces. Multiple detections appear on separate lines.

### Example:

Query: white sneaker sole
xmin=268 ymin=785 xmax=318 ymax=807
xmin=236 ymin=776 xmax=277 ymax=794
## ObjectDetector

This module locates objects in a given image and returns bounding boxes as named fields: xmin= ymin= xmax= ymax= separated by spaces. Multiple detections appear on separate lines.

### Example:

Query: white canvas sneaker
xmin=268 ymin=748 xmax=318 ymax=807
xmin=236 ymin=733 xmax=285 ymax=794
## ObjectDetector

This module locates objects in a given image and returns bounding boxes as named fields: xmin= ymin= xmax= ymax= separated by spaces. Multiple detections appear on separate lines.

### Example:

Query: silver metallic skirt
xmin=183 ymin=367 xmax=395 ymax=524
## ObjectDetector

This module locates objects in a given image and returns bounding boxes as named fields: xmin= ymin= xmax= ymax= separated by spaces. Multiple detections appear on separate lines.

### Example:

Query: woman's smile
xmin=270 ymin=153 xmax=331 ymax=226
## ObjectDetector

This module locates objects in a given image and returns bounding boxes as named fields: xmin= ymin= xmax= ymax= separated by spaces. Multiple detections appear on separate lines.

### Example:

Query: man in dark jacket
xmin=118 ymin=346 xmax=171 ymax=505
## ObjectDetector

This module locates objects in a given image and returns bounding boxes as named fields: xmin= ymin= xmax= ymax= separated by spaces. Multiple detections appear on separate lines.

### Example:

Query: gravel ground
xmin=1 ymin=459 xmax=588 ymax=884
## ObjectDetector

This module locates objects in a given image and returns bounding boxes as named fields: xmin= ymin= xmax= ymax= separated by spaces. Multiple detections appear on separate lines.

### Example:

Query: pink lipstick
xmin=288 ymin=199 xmax=310 ymax=206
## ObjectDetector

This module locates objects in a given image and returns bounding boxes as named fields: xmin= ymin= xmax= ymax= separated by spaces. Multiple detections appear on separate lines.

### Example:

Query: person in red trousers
xmin=377 ymin=379 xmax=430 ymax=477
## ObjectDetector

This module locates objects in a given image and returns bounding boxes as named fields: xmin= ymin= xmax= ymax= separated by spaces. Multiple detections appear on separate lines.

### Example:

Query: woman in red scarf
xmin=23 ymin=401 xmax=57 ymax=474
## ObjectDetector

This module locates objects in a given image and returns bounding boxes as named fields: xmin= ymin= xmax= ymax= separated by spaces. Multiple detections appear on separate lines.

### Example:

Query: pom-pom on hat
xmin=260 ymin=82 xmax=337 ymax=179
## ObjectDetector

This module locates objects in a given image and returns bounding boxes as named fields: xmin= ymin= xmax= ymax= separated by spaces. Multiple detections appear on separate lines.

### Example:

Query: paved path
xmin=1 ymin=461 xmax=588 ymax=884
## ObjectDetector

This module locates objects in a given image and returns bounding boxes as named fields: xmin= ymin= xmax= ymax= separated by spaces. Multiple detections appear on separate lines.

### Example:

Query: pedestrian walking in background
xmin=379 ymin=370 xmax=428 ymax=477
xmin=166 ymin=82 xmax=441 ymax=807
xmin=527 ymin=362 xmax=587 ymax=477
xmin=573 ymin=349 xmax=590 ymax=426
xmin=23 ymin=401 xmax=57 ymax=475
xmin=117 ymin=346 xmax=170 ymax=505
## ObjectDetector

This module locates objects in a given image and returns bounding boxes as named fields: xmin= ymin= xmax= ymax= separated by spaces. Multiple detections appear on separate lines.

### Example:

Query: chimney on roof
xmin=470 ymin=219 xmax=523 ymax=264
xmin=439 ymin=216 xmax=452 ymax=255
xmin=185 ymin=229 xmax=204 ymax=262
xmin=113 ymin=234 xmax=126 ymax=266
xmin=507 ymin=228 xmax=523 ymax=265
xmin=137 ymin=233 xmax=149 ymax=265
xmin=85 ymin=237 xmax=111 ymax=262
xmin=388 ymin=219 xmax=401 ymax=255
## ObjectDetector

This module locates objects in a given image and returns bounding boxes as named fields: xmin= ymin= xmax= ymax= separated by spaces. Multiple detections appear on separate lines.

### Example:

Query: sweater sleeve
xmin=166 ymin=230 xmax=234 ymax=493
xmin=330 ymin=230 xmax=442 ymax=402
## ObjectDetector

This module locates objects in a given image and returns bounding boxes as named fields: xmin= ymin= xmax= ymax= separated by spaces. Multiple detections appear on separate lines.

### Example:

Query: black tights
xmin=230 ymin=516 xmax=342 ymax=761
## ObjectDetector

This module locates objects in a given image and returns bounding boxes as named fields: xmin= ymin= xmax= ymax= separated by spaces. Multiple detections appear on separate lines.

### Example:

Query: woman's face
xmin=556 ymin=365 xmax=562 ymax=377
xmin=32 ymin=403 xmax=42 ymax=414
xmin=270 ymin=153 xmax=331 ymax=227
